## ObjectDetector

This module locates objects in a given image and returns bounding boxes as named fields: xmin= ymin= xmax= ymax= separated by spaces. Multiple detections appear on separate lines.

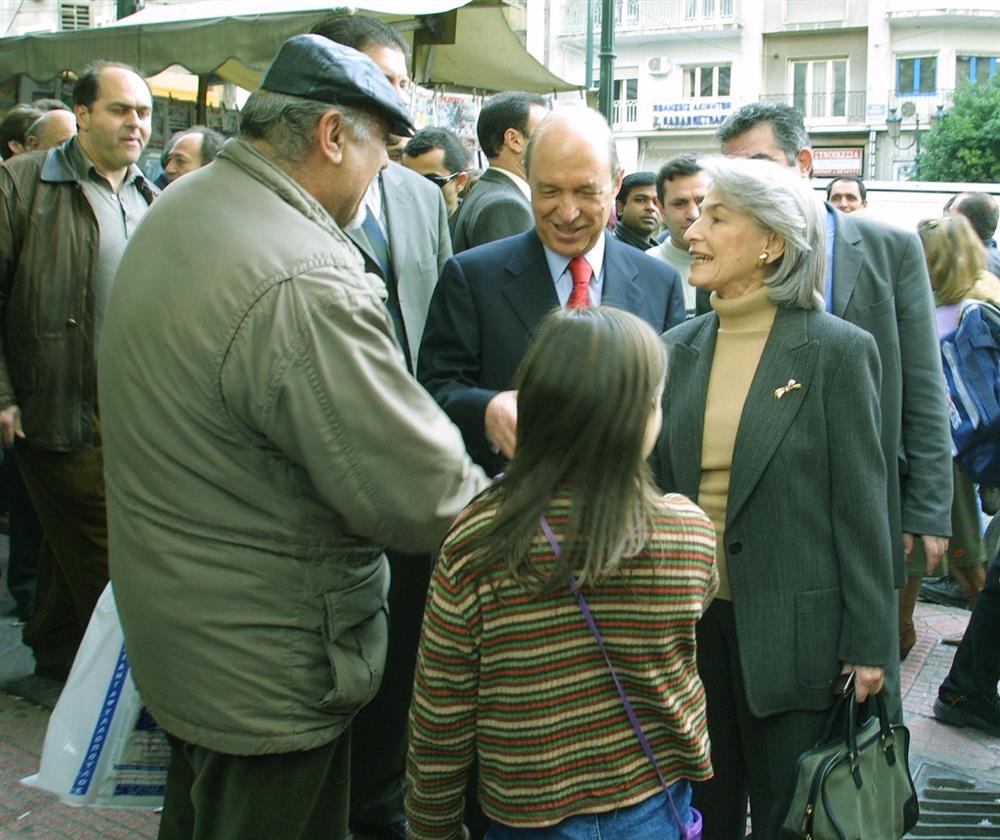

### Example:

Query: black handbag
xmin=777 ymin=677 xmax=919 ymax=840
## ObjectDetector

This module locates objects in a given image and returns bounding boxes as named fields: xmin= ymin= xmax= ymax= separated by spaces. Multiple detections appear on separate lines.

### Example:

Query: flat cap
xmin=261 ymin=34 xmax=414 ymax=137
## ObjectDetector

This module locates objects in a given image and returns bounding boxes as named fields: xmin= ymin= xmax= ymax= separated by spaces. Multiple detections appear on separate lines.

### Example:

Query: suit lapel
xmin=665 ymin=318 xmax=717 ymax=500
xmin=501 ymin=232 xmax=560 ymax=333
xmin=601 ymin=237 xmax=644 ymax=315
xmin=380 ymin=167 xmax=410 ymax=274
xmin=831 ymin=205 xmax=863 ymax=317
xmin=726 ymin=307 xmax=818 ymax=524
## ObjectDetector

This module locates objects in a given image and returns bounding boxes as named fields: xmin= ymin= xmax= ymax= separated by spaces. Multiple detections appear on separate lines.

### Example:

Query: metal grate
xmin=907 ymin=763 xmax=1000 ymax=839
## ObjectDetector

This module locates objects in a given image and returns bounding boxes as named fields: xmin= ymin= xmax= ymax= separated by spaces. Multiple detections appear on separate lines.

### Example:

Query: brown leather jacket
xmin=0 ymin=142 xmax=155 ymax=451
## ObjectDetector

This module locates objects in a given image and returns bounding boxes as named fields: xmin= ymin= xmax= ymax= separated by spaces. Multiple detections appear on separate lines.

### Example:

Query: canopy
xmin=0 ymin=0 xmax=577 ymax=93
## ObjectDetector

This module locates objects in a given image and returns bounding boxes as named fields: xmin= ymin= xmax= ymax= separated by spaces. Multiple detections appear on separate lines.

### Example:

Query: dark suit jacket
xmin=696 ymin=206 xmax=952 ymax=584
xmin=451 ymin=167 xmax=533 ymax=253
xmin=346 ymin=163 xmax=451 ymax=373
xmin=419 ymin=230 xmax=686 ymax=474
xmin=654 ymin=306 xmax=896 ymax=717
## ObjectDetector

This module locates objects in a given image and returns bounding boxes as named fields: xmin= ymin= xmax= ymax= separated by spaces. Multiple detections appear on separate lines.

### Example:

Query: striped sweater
xmin=405 ymin=488 xmax=718 ymax=839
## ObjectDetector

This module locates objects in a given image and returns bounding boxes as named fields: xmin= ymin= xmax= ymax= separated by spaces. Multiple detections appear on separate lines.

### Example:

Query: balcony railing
xmin=760 ymin=90 xmax=867 ymax=123
xmin=612 ymin=98 xmax=639 ymax=127
xmin=888 ymin=88 xmax=955 ymax=122
xmin=561 ymin=0 xmax=736 ymax=35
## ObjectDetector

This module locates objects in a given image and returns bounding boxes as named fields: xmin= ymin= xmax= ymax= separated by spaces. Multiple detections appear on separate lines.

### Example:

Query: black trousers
xmin=942 ymin=545 xmax=1000 ymax=698
xmin=349 ymin=550 xmax=434 ymax=828
xmin=16 ymin=417 xmax=108 ymax=673
xmin=158 ymin=731 xmax=351 ymax=840
xmin=693 ymin=600 xmax=829 ymax=840
xmin=1 ymin=451 xmax=43 ymax=618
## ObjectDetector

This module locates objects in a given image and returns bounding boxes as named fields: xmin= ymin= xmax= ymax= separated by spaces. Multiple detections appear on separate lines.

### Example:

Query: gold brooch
xmin=774 ymin=379 xmax=803 ymax=400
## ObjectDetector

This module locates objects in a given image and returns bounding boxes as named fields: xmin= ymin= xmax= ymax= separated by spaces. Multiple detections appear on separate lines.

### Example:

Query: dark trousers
xmin=158 ymin=731 xmax=351 ymax=840
xmin=942 ymin=545 xmax=1000 ymax=698
xmin=1 ymin=451 xmax=43 ymax=617
xmin=15 ymin=417 xmax=108 ymax=672
xmin=350 ymin=550 xmax=434 ymax=828
xmin=693 ymin=600 xmax=829 ymax=840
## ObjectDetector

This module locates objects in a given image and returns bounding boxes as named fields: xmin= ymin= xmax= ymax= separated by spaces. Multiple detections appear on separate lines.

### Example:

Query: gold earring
xmin=757 ymin=251 xmax=769 ymax=267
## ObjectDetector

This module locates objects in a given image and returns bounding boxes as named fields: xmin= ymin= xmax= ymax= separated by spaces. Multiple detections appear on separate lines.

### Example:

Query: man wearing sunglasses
xmin=402 ymin=127 xmax=470 ymax=220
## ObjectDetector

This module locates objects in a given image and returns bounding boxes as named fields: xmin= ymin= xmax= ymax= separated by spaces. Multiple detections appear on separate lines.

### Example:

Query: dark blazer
xmin=695 ymin=206 xmax=953 ymax=585
xmin=419 ymin=229 xmax=687 ymax=474
xmin=654 ymin=305 xmax=896 ymax=717
xmin=450 ymin=167 xmax=533 ymax=253
xmin=346 ymin=163 xmax=451 ymax=372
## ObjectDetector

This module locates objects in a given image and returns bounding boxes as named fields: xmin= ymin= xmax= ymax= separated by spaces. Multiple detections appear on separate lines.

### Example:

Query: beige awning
xmin=0 ymin=0 xmax=578 ymax=94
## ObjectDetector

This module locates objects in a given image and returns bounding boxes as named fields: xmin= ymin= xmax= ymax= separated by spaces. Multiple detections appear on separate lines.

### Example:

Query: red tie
xmin=567 ymin=256 xmax=592 ymax=309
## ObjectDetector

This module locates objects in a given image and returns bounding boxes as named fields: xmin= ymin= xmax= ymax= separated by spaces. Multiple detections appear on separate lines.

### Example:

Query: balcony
xmin=612 ymin=98 xmax=639 ymax=127
xmin=888 ymin=89 xmax=956 ymax=120
xmin=760 ymin=90 xmax=868 ymax=126
xmin=559 ymin=0 xmax=739 ymax=40
xmin=886 ymin=0 xmax=1000 ymax=26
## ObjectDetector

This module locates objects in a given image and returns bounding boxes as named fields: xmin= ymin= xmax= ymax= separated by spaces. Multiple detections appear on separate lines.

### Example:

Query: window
xmin=792 ymin=59 xmax=847 ymax=118
xmin=896 ymin=57 xmax=937 ymax=95
xmin=957 ymin=55 xmax=998 ymax=85
xmin=60 ymin=2 xmax=91 ymax=30
xmin=683 ymin=64 xmax=731 ymax=98
xmin=612 ymin=78 xmax=638 ymax=126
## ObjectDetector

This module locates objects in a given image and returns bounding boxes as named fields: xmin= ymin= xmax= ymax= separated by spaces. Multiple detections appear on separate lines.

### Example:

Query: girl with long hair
xmin=406 ymin=306 xmax=717 ymax=840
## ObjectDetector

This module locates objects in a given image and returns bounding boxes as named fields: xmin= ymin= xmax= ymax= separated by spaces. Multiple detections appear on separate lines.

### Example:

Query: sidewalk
xmin=0 ymin=583 xmax=995 ymax=838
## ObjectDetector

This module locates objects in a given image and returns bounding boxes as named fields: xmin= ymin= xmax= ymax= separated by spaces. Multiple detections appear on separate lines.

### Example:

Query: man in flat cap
xmin=99 ymin=35 xmax=487 ymax=839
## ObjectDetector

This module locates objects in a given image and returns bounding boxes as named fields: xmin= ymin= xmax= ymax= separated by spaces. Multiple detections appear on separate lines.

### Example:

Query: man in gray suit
xmin=311 ymin=14 xmax=453 ymax=840
xmin=451 ymin=90 xmax=548 ymax=252
xmin=716 ymin=102 xmax=953 ymax=721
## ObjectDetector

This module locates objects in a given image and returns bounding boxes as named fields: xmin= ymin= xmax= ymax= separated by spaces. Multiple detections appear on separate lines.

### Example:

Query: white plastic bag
xmin=21 ymin=583 xmax=170 ymax=808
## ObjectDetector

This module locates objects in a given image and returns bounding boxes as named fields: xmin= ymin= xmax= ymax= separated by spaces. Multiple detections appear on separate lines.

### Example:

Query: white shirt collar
xmin=491 ymin=165 xmax=531 ymax=200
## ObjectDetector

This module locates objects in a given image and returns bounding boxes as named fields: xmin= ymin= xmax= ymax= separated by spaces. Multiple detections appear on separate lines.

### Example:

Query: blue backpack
xmin=941 ymin=301 xmax=1000 ymax=485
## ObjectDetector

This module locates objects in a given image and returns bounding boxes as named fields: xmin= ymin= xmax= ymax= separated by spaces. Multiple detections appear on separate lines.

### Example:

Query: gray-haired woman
xmin=652 ymin=157 xmax=896 ymax=840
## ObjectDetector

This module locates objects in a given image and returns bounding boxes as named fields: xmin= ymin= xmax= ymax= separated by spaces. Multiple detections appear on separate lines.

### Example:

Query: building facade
xmin=546 ymin=0 xmax=1000 ymax=180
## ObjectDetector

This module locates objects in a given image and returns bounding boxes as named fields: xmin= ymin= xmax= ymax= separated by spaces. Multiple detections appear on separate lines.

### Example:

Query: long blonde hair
xmin=918 ymin=215 xmax=986 ymax=305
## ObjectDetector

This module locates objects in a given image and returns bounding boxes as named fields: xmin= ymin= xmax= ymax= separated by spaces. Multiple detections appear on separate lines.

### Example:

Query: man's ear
xmin=796 ymin=146 xmax=814 ymax=178
xmin=74 ymin=104 xmax=89 ymax=133
xmin=454 ymin=172 xmax=470 ymax=193
xmin=612 ymin=168 xmax=624 ymax=197
xmin=503 ymin=126 xmax=525 ymax=155
xmin=317 ymin=108 xmax=347 ymax=164
xmin=615 ymin=199 xmax=625 ymax=217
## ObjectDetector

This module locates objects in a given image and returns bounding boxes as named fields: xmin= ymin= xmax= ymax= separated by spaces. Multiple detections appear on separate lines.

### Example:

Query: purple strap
xmin=539 ymin=516 xmax=692 ymax=838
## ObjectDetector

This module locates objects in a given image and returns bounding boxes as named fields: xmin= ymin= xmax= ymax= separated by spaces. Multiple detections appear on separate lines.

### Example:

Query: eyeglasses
xmin=423 ymin=172 xmax=462 ymax=188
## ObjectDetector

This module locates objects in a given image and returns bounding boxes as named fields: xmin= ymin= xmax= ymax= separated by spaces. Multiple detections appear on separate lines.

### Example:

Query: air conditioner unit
xmin=647 ymin=56 xmax=672 ymax=76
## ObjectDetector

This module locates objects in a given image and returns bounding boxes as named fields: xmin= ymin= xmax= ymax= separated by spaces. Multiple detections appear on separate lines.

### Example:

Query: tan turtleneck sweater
xmin=698 ymin=285 xmax=778 ymax=601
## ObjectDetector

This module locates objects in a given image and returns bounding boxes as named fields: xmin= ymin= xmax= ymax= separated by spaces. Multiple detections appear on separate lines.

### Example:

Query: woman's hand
xmin=840 ymin=663 xmax=885 ymax=702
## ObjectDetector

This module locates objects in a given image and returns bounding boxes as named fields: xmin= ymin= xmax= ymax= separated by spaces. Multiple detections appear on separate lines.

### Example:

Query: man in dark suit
xmin=310 ymin=14 xmax=453 ymax=840
xmin=715 ymin=102 xmax=953 ymax=723
xmin=420 ymin=107 xmax=686 ymax=478
xmin=451 ymin=90 xmax=548 ymax=253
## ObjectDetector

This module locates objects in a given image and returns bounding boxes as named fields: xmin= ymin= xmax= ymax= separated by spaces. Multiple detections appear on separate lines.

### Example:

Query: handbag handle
xmin=538 ymin=516 xmax=692 ymax=838
xmin=827 ymin=675 xmax=897 ymax=788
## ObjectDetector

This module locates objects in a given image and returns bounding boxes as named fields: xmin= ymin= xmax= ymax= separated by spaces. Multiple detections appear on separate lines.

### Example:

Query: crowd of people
xmin=1 ymin=9 xmax=999 ymax=840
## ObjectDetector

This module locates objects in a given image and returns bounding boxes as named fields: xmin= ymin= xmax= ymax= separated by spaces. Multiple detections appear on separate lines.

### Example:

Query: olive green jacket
xmin=100 ymin=139 xmax=487 ymax=755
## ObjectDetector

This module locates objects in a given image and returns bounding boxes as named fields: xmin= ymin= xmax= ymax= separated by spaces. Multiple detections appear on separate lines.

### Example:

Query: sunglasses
xmin=423 ymin=172 xmax=462 ymax=188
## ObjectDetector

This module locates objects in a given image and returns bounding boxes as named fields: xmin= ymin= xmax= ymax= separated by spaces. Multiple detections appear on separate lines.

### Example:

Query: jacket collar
xmin=828 ymin=201 xmax=864 ymax=317
xmin=218 ymin=138 xmax=343 ymax=241
xmin=664 ymin=305 xmax=819 ymax=524
xmin=40 ymin=137 xmax=158 ymax=203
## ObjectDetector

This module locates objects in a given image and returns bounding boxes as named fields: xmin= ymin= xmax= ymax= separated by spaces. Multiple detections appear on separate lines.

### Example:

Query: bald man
xmin=419 ymin=107 xmax=685 ymax=476
xmin=24 ymin=110 xmax=77 ymax=152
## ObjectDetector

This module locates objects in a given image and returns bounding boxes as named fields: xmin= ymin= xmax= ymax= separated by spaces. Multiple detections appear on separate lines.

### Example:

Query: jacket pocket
xmin=794 ymin=587 xmax=843 ymax=690
xmin=318 ymin=562 xmax=390 ymax=714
